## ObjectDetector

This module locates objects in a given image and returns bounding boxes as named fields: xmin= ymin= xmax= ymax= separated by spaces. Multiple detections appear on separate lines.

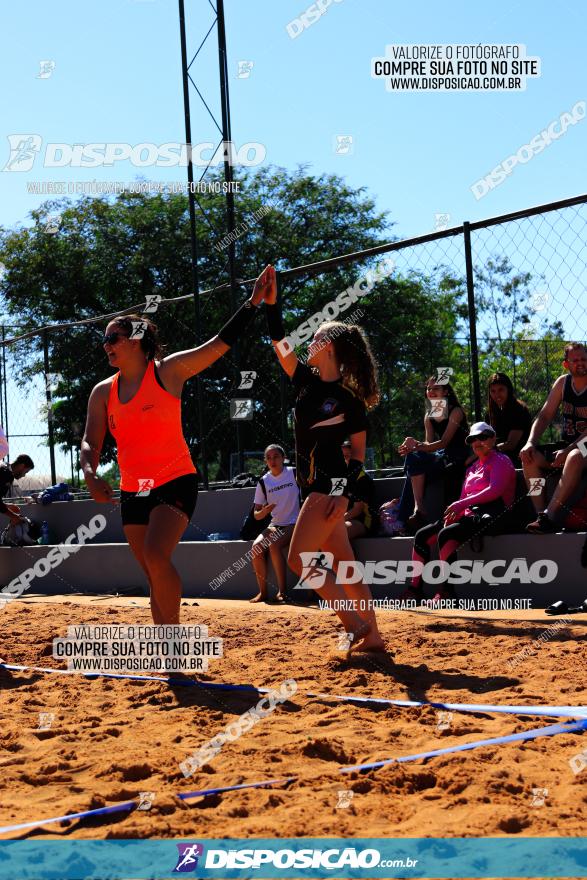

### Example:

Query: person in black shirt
xmin=396 ymin=378 xmax=469 ymax=532
xmin=261 ymin=266 xmax=385 ymax=654
xmin=521 ymin=343 xmax=587 ymax=531
xmin=0 ymin=454 xmax=34 ymax=524
xmin=486 ymin=372 xmax=531 ymax=466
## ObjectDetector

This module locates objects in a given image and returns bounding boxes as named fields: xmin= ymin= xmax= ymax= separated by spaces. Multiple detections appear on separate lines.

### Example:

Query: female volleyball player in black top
xmin=260 ymin=266 xmax=385 ymax=653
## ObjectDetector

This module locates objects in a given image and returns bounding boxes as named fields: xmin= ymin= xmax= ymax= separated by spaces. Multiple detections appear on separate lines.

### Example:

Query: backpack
xmin=232 ymin=472 xmax=258 ymax=489
xmin=379 ymin=499 xmax=404 ymax=536
xmin=39 ymin=482 xmax=73 ymax=504
xmin=239 ymin=476 xmax=271 ymax=540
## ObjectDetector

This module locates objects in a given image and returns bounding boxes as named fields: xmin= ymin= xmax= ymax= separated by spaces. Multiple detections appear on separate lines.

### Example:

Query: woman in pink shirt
xmin=404 ymin=421 xmax=516 ymax=604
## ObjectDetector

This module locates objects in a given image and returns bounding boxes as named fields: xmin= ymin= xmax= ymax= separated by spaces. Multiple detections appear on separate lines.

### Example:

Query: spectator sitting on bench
xmin=396 ymin=377 xmax=469 ymax=534
xmin=402 ymin=422 xmax=516 ymax=605
xmin=341 ymin=440 xmax=379 ymax=539
xmin=0 ymin=454 xmax=35 ymax=525
xmin=520 ymin=342 xmax=587 ymax=534
xmin=486 ymin=372 xmax=532 ymax=467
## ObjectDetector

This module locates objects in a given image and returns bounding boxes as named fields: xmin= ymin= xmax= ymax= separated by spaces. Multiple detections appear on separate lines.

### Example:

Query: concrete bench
xmin=1 ymin=531 xmax=585 ymax=607
xmin=3 ymin=473 xmax=586 ymax=607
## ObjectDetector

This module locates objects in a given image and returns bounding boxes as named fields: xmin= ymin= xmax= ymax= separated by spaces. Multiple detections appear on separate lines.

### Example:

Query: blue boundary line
xmin=1 ymin=663 xmax=586 ymax=837
xmin=3 ymin=663 xmax=586 ymax=718
xmin=306 ymin=690 xmax=587 ymax=719
xmin=341 ymin=717 xmax=587 ymax=772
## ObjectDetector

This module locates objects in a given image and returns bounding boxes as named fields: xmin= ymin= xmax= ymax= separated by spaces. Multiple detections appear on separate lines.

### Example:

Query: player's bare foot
xmin=350 ymin=627 xmax=386 ymax=653
xmin=249 ymin=593 xmax=266 ymax=603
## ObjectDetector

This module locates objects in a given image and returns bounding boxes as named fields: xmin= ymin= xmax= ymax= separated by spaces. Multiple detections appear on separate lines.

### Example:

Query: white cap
xmin=466 ymin=421 xmax=496 ymax=444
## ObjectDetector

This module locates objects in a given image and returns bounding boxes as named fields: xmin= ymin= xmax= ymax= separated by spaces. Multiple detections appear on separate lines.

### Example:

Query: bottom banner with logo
xmin=0 ymin=838 xmax=586 ymax=878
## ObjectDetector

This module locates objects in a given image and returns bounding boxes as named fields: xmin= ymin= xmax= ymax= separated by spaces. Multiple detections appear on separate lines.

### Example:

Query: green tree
xmin=0 ymin=167 xmax=468 ymax=475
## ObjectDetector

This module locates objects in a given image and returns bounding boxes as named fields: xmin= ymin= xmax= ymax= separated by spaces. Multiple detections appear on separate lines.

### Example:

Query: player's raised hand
xmin=250 ymin=264 xmax=274 ymax=306
xmin=263 ymin=265 xmax=277 ymax=305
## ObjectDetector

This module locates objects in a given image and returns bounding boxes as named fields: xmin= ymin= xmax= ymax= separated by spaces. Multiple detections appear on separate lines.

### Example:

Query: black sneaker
xmin=526 ymin=512 xmax=557 ymax=534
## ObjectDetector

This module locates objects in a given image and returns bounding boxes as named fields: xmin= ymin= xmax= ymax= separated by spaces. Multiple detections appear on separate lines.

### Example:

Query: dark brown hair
xmin=13 ymin=454 xmax=34 ymax=469
xmin=110 ymin=314 xmax=165 ymax=362
xmin=487 ymin=371 xmax=528 ymax=423
xmin=264 ymin=444 xmax=285 ymax=459
xmin=321 ymin=321 xmax=380 ymax=409
xmin=424 ymin=377 xmax=470 ymax=437
xmin=425 ymin=376 xmax=462 ymax=411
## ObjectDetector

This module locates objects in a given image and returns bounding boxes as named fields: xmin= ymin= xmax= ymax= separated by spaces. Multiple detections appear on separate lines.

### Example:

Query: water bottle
xmin=39 ymin=521 xmax=50 ymax=545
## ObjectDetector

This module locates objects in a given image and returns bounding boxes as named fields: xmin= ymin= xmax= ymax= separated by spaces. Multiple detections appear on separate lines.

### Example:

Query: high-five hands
xmin=263 ymin=265 xmax=277 ymax=305
xmin=250 ymin=264 xmax=277 ymax=306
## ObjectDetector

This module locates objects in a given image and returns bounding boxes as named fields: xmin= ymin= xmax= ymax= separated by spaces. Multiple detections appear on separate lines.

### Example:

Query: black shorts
xmin=120 ymin=473 xmax=198 ymax=527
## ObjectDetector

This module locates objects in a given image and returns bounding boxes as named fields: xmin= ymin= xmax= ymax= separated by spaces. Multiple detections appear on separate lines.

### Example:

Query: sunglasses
xmin=467 ymin=432 xmax=493 ymax=444
xmin=102 ymin=331 xmax=128 ymax=346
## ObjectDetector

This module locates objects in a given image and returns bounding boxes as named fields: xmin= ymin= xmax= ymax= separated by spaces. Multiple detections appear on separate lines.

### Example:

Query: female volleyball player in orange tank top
xmin=80 ymin=268 xmax=272 ymax=624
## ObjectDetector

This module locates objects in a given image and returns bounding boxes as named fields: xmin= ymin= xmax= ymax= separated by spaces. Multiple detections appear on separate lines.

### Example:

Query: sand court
xmin=1 ymin=596 xmax=585 ymax=842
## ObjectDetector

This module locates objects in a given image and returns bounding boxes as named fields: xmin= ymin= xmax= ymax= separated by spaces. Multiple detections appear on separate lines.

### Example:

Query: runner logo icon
xmin=173 ymin=843 xmax=204 ymax=873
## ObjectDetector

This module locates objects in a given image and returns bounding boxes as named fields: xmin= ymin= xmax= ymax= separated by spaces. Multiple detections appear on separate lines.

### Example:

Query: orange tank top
xmin=106 ymin=360 xmax=196 ymax=492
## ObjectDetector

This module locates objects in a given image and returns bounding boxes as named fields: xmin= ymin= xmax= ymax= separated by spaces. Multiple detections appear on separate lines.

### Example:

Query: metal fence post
xmin=42 ymin=329 xmax=57 ymax=485
xmin=275 ymin=271 xmax=289 ymax=447
xmin=177 ymin=0 xmax=208 ymax=489
xmin=466 ymin=336 xmax=473 ymax=419
xmin=463 ymin=221 xmax=482 ymax=420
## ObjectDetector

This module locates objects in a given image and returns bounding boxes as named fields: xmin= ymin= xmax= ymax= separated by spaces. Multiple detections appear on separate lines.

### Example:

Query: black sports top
xmin=486 ymin=400 xmax=532 ymax=460
xmin=291 ymin=362 xmax=368 ymax=493
xmin=561 ymin=374 xmax=587 ymax=443
xmin=426 ymin=404 xmax=469 ymax=462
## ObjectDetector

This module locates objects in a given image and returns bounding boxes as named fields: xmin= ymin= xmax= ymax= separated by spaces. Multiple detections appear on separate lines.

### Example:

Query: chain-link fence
xmin=1 ymin=191 xmax=585 ymax=490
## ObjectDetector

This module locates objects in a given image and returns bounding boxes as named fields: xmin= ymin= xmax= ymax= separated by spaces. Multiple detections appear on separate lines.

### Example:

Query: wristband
xmin=217 ymin=300 xmax=258 ymax=347
xmin=265 ymin=302 xmax=285 ymax=342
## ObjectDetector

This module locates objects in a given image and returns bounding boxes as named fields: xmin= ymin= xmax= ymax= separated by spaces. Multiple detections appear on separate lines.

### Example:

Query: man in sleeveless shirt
xmin=520 ymin=343 xmax=587 ymax=533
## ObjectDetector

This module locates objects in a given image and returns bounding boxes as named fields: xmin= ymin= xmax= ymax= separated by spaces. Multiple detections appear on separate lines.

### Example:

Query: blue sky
xmin=0 ymin=0 xmax=586 ymax=478
xmin=1 ymin=0 xmax=585 ymax=238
